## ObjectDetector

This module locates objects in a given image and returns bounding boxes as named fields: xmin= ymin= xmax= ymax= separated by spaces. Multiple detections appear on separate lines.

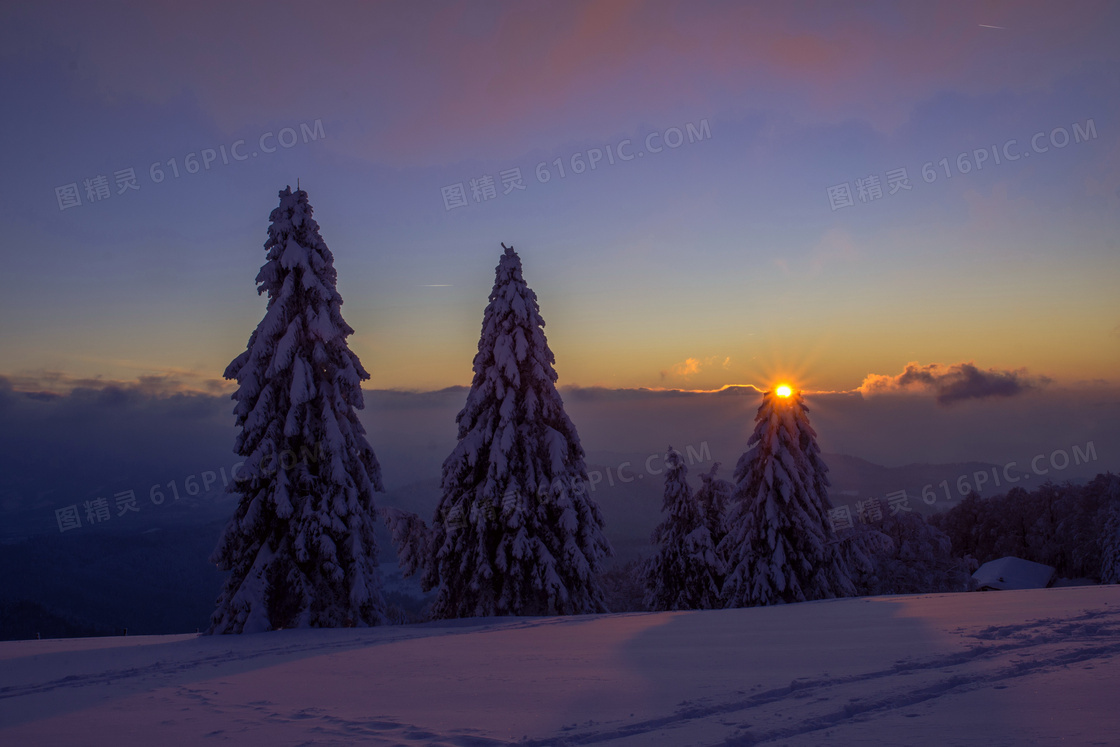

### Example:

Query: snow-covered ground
xmin=2 ymin=586 xmax=1118 ymax=746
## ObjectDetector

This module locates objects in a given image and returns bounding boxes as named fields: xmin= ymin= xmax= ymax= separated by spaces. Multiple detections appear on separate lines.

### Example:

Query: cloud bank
xmin=859 ymin=362 xmax=1049 ymax=405
xmin=2 ymin=374 xmax=1115 ymax=537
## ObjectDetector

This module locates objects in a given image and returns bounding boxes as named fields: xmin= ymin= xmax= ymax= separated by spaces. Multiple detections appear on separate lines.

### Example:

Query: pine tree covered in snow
xmin=1098 ymin=476 xmax=1120 ymax=584
xmin=210 ymin=186 xmax=386 ymax=634
xmin=835 ymin=520 xmax=892 ymax=596
xmin=720 ymin=388 xmax=855 ymax=607
xmin=597 ymin=558 xmax=647 ymax=613
xmin=381 ymin=506 xmax=432 ymax=578
xmin=695 ymin=462 xmax=734 ymax=555
xmin=644 ymin=448 xmax=723 ymax=611
xmin=421 ymin=244 xmax=612 ymax=618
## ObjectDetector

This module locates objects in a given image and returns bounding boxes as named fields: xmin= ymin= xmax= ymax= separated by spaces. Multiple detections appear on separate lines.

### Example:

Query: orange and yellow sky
xmin=1 ymin=0 xmax=1118 ymax=400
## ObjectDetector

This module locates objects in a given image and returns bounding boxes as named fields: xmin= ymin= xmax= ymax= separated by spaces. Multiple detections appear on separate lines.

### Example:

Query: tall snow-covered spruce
xmin=422 ymin=243 xmax=612 ymax=618
xmin=720 ymin=387 xmax=855 ymax=607
xmin=210 ymin=186 xmax=386 ymax=634
xmin=644 ymin=447 xmax=723 ymax=611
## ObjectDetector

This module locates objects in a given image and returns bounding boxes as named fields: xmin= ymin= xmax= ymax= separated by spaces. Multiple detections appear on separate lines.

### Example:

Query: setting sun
xmin=776 ymin=384 xmax=793 ymax=398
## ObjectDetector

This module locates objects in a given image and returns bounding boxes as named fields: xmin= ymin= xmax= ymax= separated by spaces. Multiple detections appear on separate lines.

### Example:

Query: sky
xmin=0 ymin=0 xmax=1118 ymax=483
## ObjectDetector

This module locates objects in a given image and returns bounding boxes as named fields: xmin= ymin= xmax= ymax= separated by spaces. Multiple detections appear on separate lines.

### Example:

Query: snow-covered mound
xmin=973 ymin=556 xmax=1056 ymax=591
xmin=1 ymin=586 xmax=1118 ymax=745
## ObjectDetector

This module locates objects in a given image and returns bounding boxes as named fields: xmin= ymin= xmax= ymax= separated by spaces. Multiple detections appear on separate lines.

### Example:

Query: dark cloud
xmin=861 ymin=362 xmax=1049 ymax=405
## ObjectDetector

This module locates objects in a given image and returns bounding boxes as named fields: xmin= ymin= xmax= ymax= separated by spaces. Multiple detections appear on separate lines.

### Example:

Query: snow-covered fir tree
xmin=421 ymin=243 xmax=612 ymax=618
xmin=835 ymin=520 xmax=891 ymax=596
xmin=1098 ymin=478 xmax=1120 ymax=584
xmin=836 ymin=498 xmax=896 ymax=596
xmin=381 ymin=505 xmax=432 ymax=578
xmin=644 ymin=448 xmax=723 ymax=610
xmin=695 ymin=462 xmax=734 ymax=554
xmin=720 ymin=387 xmax=856 ymax=607
xmin=210 ymin=186 xmax=386 ymax=634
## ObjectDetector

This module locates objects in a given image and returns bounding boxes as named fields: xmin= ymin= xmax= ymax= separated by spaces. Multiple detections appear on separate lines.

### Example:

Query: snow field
xmin=2 ymin=585 xmax=1118 ymax=745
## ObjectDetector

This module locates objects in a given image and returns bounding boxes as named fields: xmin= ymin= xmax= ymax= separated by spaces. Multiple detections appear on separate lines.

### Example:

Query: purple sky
xmin=0 ymin=0 xmax=1117 ymax=476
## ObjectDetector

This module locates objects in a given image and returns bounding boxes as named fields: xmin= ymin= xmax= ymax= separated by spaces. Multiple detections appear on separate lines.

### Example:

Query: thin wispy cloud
xmin=660 ymin=356 xmax=732 ymax=381
xmin=4 ymin=370 xmax=232 ymax=397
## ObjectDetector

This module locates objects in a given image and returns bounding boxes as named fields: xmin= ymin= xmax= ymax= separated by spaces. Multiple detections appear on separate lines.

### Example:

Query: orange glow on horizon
xmin=776 ymin=384 xmax=793 ymax=398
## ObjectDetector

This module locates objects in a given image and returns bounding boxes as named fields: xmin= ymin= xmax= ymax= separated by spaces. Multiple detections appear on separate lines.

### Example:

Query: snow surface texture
xmin=211 ymin=186 xmax=386 ymax=633
xmin=421 ymin=244 xmax=611 ymax=618
xmin=721 ymin=389 xmax=855 ymax=607
xmin=2 ymin=587 xmax=1118 ymax=745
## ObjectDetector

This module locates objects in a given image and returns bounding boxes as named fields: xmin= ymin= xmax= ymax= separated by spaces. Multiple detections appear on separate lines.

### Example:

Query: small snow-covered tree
xmin=1101 ymin=507 xmax=1120 ymax=584
xmin=644 ymin=447 xmax=723 ymax=610
xmin=421 ymin=243 xmax=612 ymax=618
xmin=836 ymin=520 xmax=892 ymax=596
xmin=210 ymin=186 xmax=386 ymax=634
xmin=380 ymin=506 xmax=432 ymax=578
xmin=597 ymin=558 xmax=647 ymax=613
xmin=695 ymin=462 xmax=733 ymax=553
xmin=720 ymin=387 xmax=855 ymax=607
xmin=1098 ymin=476 xmax=1120 ymax=584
